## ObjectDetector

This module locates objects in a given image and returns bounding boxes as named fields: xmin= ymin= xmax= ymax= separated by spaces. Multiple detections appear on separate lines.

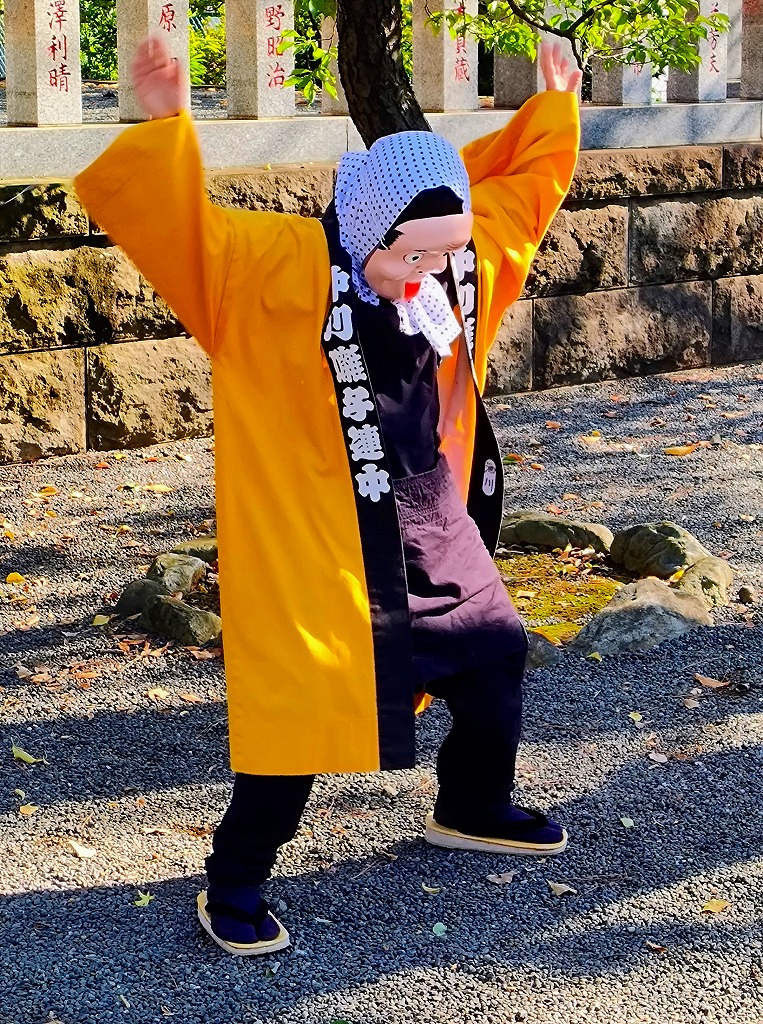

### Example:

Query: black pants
xmin=206 ymin=648 xmax=525 ymax=889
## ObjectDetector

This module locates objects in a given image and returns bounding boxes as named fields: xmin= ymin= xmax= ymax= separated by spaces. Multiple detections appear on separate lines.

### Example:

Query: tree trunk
xmin=336 ymin=0 xmax=430 ymax=147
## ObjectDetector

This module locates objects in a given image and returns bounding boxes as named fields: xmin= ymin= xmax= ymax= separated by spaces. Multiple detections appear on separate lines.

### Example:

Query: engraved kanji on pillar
xmin=413 ymin=0 xmax=479 ymax=113
xmin=668 ymin=0 xmax=729 ymax=102
xmin=227 ymin=0 xmax=296 ymax=118
xmin=117 ymin=0 xmax=191 ymax=123
xmin=6 ymin=0 xmax=83 ymax=126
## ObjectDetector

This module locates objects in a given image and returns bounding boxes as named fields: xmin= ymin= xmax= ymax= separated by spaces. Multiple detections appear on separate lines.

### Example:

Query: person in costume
xmin=75 ymin=37 xmax=581 ymax=957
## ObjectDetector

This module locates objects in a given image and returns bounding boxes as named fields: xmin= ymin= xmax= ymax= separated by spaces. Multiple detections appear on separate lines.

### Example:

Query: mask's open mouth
xmin=404 ymin=281 xmax=422 ymax=301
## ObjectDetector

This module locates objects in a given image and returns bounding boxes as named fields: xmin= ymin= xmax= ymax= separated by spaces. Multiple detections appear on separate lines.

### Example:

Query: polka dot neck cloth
xmin=335 ymin=131 xmax=472 ymax=357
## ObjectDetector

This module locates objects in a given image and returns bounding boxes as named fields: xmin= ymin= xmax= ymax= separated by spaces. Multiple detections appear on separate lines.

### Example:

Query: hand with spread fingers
xmin=539 ymin=40 xmax=584 ymax=94
xmin=131 ymin=35 xmax=185 ymax=120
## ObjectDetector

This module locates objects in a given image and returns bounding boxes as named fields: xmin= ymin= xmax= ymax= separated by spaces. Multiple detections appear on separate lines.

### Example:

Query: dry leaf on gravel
xmin=645 ymin=940 xmax=667 ymax=953
xmin=545 ymin=421 xmax=562 ymax=430
xmin=11 ymin=745 xmax=44 ymax=765
xmin=683 ymin=697 xmax=701 ymax=709
xmin=422 ymin=884 xmax=442 ymax=894
xmin=133 ymin=891 xmax=155 ymax=908
xmin=702 ymin=899 xmax=730 ymax=914
xmin=143 ymin=484 xmax=173 ymax=494
xmin=5 ymin=572 xmax=25 ymax=584
xmin=145 ymin=687 xmax=172 ymax=701
xmin=487 ymin=871 xmax=520 ymax=885
xmin=547 ymin=881 xmax=577 ymax=896
xmin=92 ymin=615 xmax=111 ymax=627
xmin=628 ymin=712 xmax=643 ymax=723
xmin=179 ymin=693 xmax=204 ymax=704
xmin=695 ymin=674 xmax=729 ymax=689
xmin=620 ymin=817 xmax=636 ymax=829
xmin=648 ymin=752 xmax=669 ymax=764
xmin=70 ymin=841 xmax=97 ymax=859
xmin=19 ymin=804 xmax=38 ymax=816
xmin=664 ymin=444 xmax=700 ymax=457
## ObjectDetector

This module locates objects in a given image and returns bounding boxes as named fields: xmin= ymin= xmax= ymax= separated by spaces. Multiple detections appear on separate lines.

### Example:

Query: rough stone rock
xmin=675 ymin=556 xmax=734 ymax=609
xmin=712 ymin=274 xmax=763 ymax=366
xmin=524 ymin=204 xmax=627 ymax=298
xmin=570 ymin=578 xmax=712 ymax=658
xmin=630 ymin=194 xmax=763 ymax=286
xmin=526 ymin=630 xmax=564 ymax=670
xmin=171 ymin=536 xmax=219 ymax=564
xmin=115 ymin=578 xmax=169 ymax=617
xmin=610 ymin=522 xmax=711 ymax=578
xmin=147 ymin=553 xmax=207 ymax=595
xmin=723 ymin=143 xmax=763 ymax=190
xmin=206 ymin=164 xmax=335 ymax=217
xmin=569 ymin=146 xmax=722 ymax=202
xmin=87 ymin=337 xmax=212 ymax=449
xmin=0 ymin=247 xmax=180 ymax=355
xmin=0 ymin=348 xmax=85 ymax=463
xmin=738 ymin=585 xmax=757 ymax=605
xmin=141 ymin=594 xmax=222 ymax=646
xmin=0 ymin=182 xmax=88 ymax=241
xmin=533 ymin=283 xmax=711 ymax=388
xmin=500 ymin=511 xmax=613 ymax=553
xmin=485 ymin=300 xmax=532 ymax=396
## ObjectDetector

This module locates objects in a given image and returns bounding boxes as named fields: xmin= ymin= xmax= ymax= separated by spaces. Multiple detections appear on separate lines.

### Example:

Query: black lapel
xmin=321 ymin=203 xmax=416 ymax=771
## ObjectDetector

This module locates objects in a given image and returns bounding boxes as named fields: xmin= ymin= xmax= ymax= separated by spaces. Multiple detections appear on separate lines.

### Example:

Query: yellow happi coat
xmin=75 ymin=91 xmax=580 ymax=776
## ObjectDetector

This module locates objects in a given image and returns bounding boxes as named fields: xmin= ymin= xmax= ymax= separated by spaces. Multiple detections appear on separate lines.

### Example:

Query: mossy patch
xmin=495 ymin=551 xmax=632 ymax=644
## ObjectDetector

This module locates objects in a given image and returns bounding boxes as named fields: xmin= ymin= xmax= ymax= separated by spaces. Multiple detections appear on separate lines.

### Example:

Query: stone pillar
xmin=117 ymin=0 xmax=191 ymax=122
xmin=591 ymin=59 xmax=653 ymax=105
xmin=5 ymin=0 xmax=83 ymax=126
xmin=226 ymin=0 xmax=295 ymax=118
xmin=413 ymin=0 xmax=479 ymax=113
xmin=494 ymin=7 xmax=576 ymax=108
xmin=667 ymin=0 xmax=729 ymax=102
xmin=728 ymin=0 xmax=742 ymax=83
xmin=740 ymin=0 xmax=763 ymax=98
xmin=321 ymin=17 xmax=348 ymax=116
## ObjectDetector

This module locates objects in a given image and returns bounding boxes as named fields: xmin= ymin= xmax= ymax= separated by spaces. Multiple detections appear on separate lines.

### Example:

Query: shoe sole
xmin=196 ymin=890 xmax=291 ymax=957
xmin=425 ymin=815 xmax=569 ymax=856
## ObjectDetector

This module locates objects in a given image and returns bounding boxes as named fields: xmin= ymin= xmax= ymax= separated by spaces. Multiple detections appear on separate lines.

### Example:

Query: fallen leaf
xmin=70 ymin=841 xmax=97 ymax=859
xmin=547 ymin=881 xmax=577 ymax=896
xmin=12 ymin=745 xmax=44 ymax=765
xmin=422 ymin=883 xmax=442 ymax=894
xmin=664 ymin=444 xmax=700 ymax=457
xmin=529 ymin=463 xmax=544 ymax=471
xmin=133 ymin=891 xmax=155 ymax=908
xmin=94 ymin=461 xmax=110 ymax=470
xmin=628 ymin=711 xmax=643 ymax=723
xmin=702 ymin=898 xmax=730 ymax=914
xmin=92 ymin=614 xmax=111 ymax=627
xmin=695 ymin=674 xmax=729 ymax=689
xmin=15 ymin=664 xmax=33 ymax=680
xmin=503 ymin=453 xmax=523 ymax=465
xmin=179 ymin=693 xmax=204 ymax=704
xmin=515 ymin=589 xmax=538 ymax=600
xmin=19 ymin=803 xmax=38 ymax=816
xmin=620 ymin=816 xmax=635 ymax=829
xmin=648 ymin=752 xmax=668 ymax=764
xmin=587 ymin=652 xmax=603 ymax=662
xmin=562 ymin=493 xmax=580 ymax=501
xmin=666 ymin=566 xmax=687 ymax=584
xmin=645 ymin=940 xmax=667 ymax=953
xmin=545 ymin=421 xmax=562 ymax=430
xmin=721 ymin=411 xmax=746 ymax=420
xmin=145 ymin=687 xmax=172 ymax=700
xmin=143 ymin=483 xmax=173 ymax=494
xmin=580 ymin=434 xmax=602 ymax=445
xmin=5 ymin=572 xmax=25 ymax=584
xmin=113 ymin=451 xmax=128 ymax=460
xmin=432 ymin=922 xmax=447 ymax=936
xmin=36 ymin=485 xmax=59 ymax=497
xmin=546 ymin=504 xmax=565 ymax=515
xmin=487 ymin=870 xmax=520 ymax=885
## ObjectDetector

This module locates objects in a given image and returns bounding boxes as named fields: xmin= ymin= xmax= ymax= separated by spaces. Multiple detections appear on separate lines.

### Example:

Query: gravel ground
xmin=1 ymin=362 xmax=762 ymax=1024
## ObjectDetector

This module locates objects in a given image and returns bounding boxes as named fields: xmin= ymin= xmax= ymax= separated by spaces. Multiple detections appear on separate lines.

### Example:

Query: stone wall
xmin=1 ymin=144 xmax=763 ymax=464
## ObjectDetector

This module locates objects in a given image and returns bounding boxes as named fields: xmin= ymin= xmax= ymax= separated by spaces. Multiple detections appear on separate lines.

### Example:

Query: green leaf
xmin=12 ymin=745 xmax=44 ymax=765
xmin=432 ymin=921 xmax=447 ymax=936
xmin=133 ymin=891 xmax=154 ymax=908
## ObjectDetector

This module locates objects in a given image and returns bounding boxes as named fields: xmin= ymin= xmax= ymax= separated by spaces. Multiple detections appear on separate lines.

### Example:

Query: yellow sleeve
xmin=75 ymin=110 xmax=237 ymax=357
xmin=462 ymin=90 xmax=580 ymax=345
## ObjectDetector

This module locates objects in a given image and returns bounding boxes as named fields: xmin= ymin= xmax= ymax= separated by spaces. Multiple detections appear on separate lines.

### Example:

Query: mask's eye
xmin=403 ymin=252 xmax=423 ymax=265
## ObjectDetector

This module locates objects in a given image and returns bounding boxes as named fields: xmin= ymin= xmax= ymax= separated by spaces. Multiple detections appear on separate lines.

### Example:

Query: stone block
xmin=723 ymin=143 xmax=763 ymax=189
xmin=533 ymin=283 xmax=711 ymax=388
xmin=0 ymin=348 xmax=85 ymax=463
xmin=524 ymin=204 xmax=627 ymax=297
xmin=485 ymin=300 xmax=532 ymax=395
xmin=87 ymin=337 xmax=212 ymax=450
xmin=569 ymin=147 xmax=723 ymax=202
xmin=0 ymin=182 xmax=88 ymax=241
xmin=713 ymin=274 xmax=763 ymax=365
xmin=206 ymin=165 xmax=335 ymax=217
xmin=0 ymin=247 xmax=180 ymax=355
xmin=630 ymin=193 xmax=763 ymax=285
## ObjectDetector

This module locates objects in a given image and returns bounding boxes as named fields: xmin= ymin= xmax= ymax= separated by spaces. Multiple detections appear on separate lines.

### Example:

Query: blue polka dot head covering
xmin=335 ymin=131 xmax=472 ymax=268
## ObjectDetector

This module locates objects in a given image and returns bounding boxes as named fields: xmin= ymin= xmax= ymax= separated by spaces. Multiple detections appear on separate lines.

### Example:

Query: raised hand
xmin=131 ymin=35 xmax=185 ymax=120
xmin=539 ymin=40 xmax=583 ymax=94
